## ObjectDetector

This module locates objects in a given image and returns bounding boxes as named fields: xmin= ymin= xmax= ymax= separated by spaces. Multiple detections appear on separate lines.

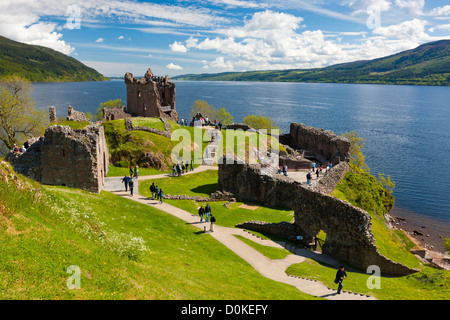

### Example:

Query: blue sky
xmin=1 ymin=0 xmax=449 ymax=77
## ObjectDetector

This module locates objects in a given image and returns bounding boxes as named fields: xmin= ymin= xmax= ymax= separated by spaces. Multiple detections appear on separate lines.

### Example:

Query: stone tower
xmin=124 ymin=68 xmax=178 ymax=122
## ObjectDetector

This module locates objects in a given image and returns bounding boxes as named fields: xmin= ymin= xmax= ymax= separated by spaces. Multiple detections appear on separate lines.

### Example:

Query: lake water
xmin=32 ymin=80 xmax=450 ymax=235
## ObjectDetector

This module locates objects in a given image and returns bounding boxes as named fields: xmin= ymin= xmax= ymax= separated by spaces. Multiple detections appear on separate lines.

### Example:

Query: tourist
xmin=198 ymin=205 xmax=205 ymax=222
xmin=210 ymin=213 xmax=216 ymax=232
xmin=334 ymin=266 xmax=347 ymax=294
xmin=134 ymin=165 xmax=139 ymax=179
xmin=150 ymin=182 xmax=156 ymax=199
xmin=319 ymin=165 xmax=323 ymax=174
xmin=190 ymin=159 xmax=194 ymax=171
xmin=181 ymin=162 xmax=185 ymax=173
xmin=129 ymin=178 xmax=134 ymax=196
xmin=316 ymin=168 xmax=320 ymax=179
xmin=283 ymin=165 xmax=288 ymax=176
xmin=312 ymin=162 xmax=316 ymax=172
xmin=172 ymin=164 xmax=176 ymax=176
xmin=155 ymin=185 xmax=159 ymax=200
xmin=122 ymin=175 xmax=130 ymax=192
xmin=205 ymin=203 xmax=211 ymax=222
xmin=129 ymin=165 xmax=133 ymax=176
xmin=159 ymin=189 xmax=164 ymax=204
xmin=306 ymin=172 xmax=312 ymax=186
xmin=176 ymin=163 xmax=181 ymax=176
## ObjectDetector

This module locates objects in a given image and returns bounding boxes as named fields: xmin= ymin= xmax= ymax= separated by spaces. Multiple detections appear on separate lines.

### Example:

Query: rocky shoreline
xmin=388 ymin=207 xmax=449 ymax=269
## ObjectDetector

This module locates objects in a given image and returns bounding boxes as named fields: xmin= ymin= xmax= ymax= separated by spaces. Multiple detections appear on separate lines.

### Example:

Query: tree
xmin=0 ymin=75 xmax=48 ymax=154
xmin=95 ymin=98 xmax=124 ymax=120
xmin=242 ymin=114 xmax=280 ymax=133
xmin=215 ymin=107 xmax=233 ymax=126
xmin=189 ymin=100 xmax=216 ymax=120
xmin=342 ymin=131 xmax=369 ymax=173
xmin=189 ymin=100 xmax=234 ymax=125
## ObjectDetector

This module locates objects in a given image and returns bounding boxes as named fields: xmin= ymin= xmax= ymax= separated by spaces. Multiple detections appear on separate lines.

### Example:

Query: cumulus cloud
xmin=166 ymin=63 xmax=183 ymax=70
xmin=169 ymin=41 xmax=188 ymax=53
xmin=373 ymin=18 xmax=429 ymax=41
xmin=395 ymin=0 xmax=425 ymax=16
xmin=95 ymin=37 xmax=104 ymax=43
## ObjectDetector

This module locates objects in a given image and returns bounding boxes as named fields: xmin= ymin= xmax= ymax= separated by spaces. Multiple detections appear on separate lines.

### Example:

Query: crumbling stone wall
xmin=67 ymin=106 xmax=90 ymax=122
xmin=103 ymin=106 xmax=131 ymax=121
xmin=40 ymin=125 xmax=109 ymax=193
xmin=218 ymin=157 xmax=417 ymax=275
xmin=280 ymin=123 xmax=350 ymax=164
xmin=7 ymin=125 xmax=109 ymax=193
xmin=124 ymin=68 xmax=178 ymax=122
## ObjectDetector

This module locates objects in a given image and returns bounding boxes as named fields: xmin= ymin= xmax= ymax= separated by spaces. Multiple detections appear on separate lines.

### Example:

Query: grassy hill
xmin=0 ymin=35 xmax=108 ymax=82
xmin=174 ymin=40 xmax=450 ymax=86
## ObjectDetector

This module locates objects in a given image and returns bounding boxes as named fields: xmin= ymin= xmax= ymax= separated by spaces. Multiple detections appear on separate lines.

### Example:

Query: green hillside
xmin=0 ymin=35 xmax=108 ymax=82
xmin=174 ymin=40 xmax=450 ymax=86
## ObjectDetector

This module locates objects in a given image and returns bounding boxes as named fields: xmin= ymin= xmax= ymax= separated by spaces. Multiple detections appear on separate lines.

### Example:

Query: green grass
xmin=132 ymin=117 xmax=166 ymax=132
xmin=234 ymin=235 xmax=292 ymax=260
xmin=286 ymin=259 xmax=450 ymax=300
xmin=138 ymin=170 xmax=295 ymax=228
xmin=0 ymin=162 xmax=315 ymax=299
xmin=103 ymin=119 xmax=209 ymax=173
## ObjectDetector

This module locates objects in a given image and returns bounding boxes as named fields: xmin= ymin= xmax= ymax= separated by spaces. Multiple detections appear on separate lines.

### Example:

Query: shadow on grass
xmin=190 ymin=183 xmax=218 ymax=195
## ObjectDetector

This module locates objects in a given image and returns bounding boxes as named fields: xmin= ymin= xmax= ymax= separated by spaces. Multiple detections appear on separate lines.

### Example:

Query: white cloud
xmin=166 ymin=63 xmax=183 ymax=70
xmin=373 ymin=18 xmax=429 ymax=41
xmin=169 ymin=41 xmax=188 ymax=53
xmin=206 ymin=0 xmax=266 ymax=9
xmin=206 ymin=56 xmax=234 ymax=71
xmin=118 ymin=35 xmax=124 ymax=40
xmin=347 ymin=0 xmax=392 ymax=14
xmin=427 ymin=5 xmax=450 ymax=16
xmin=395 ymin=0 xmax=425 ymax=16
xmin=95 ymin=37 xmax=104 ymax=43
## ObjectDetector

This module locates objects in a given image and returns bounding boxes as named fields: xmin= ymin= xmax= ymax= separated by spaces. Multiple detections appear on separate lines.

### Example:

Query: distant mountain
xmin=0 ymin=35 xmax=109 ymax=82
xmin=174 ymin=40 xmax=450 ymax=86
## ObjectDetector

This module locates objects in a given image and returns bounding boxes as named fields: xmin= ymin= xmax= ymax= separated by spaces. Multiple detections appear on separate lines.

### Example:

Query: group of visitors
xmin=11 ymin=139 xmax=37 ymax=153
xmin=129 ymin=165 xmax=139 ymax=179
xmin=149 ymin=182 xmax=164 ymax=204
xmin=178 ymin=118 xmax=189 ymax=126
xmin=198 ymin=204 xmax=216 ymax=231
xmin=277 ymin=165 xmax=288 ymax=176
xmin=122 ymin=174 xmax=135 ymax=196
xmin=172 ymin=160 xmax=194 ymax=176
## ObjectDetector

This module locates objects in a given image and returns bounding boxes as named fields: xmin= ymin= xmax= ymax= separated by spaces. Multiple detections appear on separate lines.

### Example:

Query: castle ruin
xmin=217 ymin=123 xmax=417 ymax=276
xmin=6 ymin=125 xmax=109 ymax=194
xmin=124 ymin=68 xmax=178 ymax=122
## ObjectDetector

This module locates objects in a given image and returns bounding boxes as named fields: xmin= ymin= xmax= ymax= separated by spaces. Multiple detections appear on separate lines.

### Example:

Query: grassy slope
xmin=0 ymin=161 xmax=315 ymax=299
xmin=174 ymin=40 xmax=450 ymax=86
xmin=104 ymin=118 xmax=209 ymax=175
xmin=0 ymin=35 xmax=108 ymax=82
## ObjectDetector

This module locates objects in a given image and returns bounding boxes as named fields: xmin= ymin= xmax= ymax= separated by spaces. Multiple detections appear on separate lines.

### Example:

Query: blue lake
xmin=32 ymin=80 xmax=450 ymax=233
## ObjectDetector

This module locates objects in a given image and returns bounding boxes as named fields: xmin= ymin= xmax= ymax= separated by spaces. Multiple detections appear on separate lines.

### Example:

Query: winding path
xmin=104 ymin=166 xmax=376 ymax=301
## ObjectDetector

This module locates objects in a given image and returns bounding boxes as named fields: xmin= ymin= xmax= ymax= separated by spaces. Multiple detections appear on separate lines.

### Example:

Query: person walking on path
xmin=190 ymin=159 xmax=194 ymax=171
xmin=122 ymin=175 xmax=130 ymax=192
xmin=155 ymin=185 xmax=160 ymax=200
xmin=205 ymin=203 xmax=211 ymax=222
xmin=159 ymin=189 xmax=164 ymax=204
xmin=134 ymin=166 xmax=139 ymax=179
xmin=129 ymin=165 xmax=133 ymax=177
xmin=335 ymin=266 xmax=347 ymax=294
xmin=210 ymin=213 xmax=216 ymax=232
xmin=306 ymin=172 xmax=312 ymax=186
xmin=150 ymin=182 xmax=156 ymax=199
xmin=129 ymin=178 xmax=134 ymax=196
xmin=198 ymin=205 xmax=205 ymax=222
